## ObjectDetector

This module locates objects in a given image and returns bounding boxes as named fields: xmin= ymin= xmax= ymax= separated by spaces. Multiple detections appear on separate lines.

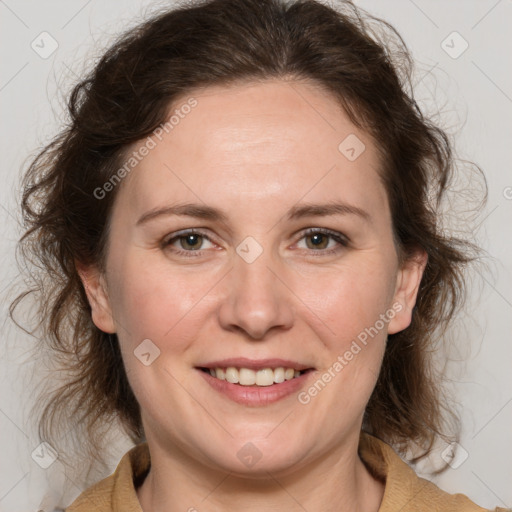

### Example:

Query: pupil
xmin=309 ymin=233 xmax=327 ymax=249
xmin=183 ymin=234 xmax=201 ymax=250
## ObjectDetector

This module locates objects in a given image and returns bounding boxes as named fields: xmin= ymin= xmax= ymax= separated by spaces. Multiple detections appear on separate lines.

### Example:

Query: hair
xmin=11 ymin=0 xmax=484 ymax=475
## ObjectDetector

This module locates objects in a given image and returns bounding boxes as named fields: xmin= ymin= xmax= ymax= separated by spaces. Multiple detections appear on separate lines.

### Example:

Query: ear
xmin=387 ymin=248 xmax=428 ymax=335
xmin=76 ymin=261 xmax=116 ymax=334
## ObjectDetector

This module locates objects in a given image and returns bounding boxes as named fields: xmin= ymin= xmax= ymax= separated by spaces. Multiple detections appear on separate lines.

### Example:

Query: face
xmin=80 ymin=80 xmax=425 ymax=476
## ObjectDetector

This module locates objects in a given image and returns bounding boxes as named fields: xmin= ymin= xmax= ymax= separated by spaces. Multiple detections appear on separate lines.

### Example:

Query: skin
xmin=79 ymin=79 xmax=427 ymax=512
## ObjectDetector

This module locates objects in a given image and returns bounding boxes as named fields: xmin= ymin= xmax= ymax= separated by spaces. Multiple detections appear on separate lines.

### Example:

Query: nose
xmin=217 ymin=247 xmax=294 ymax=340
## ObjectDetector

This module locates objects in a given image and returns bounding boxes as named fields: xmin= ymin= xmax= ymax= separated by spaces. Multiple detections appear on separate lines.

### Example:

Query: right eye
xmin=163 ymin=229 xmax=217 ymax=257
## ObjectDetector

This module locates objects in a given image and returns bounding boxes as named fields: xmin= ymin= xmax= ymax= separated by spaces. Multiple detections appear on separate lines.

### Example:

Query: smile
xmin=199 ymin=366 xmax=310 ymax=386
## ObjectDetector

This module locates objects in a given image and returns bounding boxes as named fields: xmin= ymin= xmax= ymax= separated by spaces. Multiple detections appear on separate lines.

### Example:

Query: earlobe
xmin=387 ymin=249 xmax=428 ymax=335
xmin=76 ymin=261 xmax=116 ymax=334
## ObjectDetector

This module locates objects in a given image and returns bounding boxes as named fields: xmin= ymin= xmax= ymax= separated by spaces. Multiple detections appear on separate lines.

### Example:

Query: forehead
xmin=117 ymin=80 xmax=387 ymax=221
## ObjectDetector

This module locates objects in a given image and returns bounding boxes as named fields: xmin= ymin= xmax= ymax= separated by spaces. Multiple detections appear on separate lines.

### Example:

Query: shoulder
xmin=65 ymin=442 xmax=150 ymax=512
xmin=65 ymin=473 xmax=115 ymax=512
xmin=359 ymin=432 xmax=503 ymax=512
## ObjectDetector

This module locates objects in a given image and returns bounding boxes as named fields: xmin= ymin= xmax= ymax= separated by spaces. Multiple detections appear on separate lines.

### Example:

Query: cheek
xmin=296 ymin=257 xmax=395 ymax=405
xmin=298 ymin=270 xmax=390 ymax=419
xmin=107 ymin=258 xmax=215 ymax=416
xmin=107 ymin=254 xmax=217 ymax=354
xmin=300 ymin=257 xmax=397 ymax=343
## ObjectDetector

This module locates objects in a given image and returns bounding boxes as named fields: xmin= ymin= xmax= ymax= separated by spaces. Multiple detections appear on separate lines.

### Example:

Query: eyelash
xmin=162 ymin=228 xmax=349 ymax=258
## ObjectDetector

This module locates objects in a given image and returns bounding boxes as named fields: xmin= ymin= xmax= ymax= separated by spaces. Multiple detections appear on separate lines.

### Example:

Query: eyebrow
xmin=136 ymin=200 xmax=371 ymax=226
xmin=136 ymin=203 xmax=229 ymax=226
xmin=287 ymin=201 xmax=370 ymax=222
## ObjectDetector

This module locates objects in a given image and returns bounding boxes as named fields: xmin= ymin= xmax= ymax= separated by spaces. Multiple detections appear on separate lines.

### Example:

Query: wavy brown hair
xmin=11 ymin=0 xmax=483 ymax=474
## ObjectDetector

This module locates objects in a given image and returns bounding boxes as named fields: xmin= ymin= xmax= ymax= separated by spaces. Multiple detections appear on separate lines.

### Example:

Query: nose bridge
xmin=218 ymin=237 xmax=294 ymax=339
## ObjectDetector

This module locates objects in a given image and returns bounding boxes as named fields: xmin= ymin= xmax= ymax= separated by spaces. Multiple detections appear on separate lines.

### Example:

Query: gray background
xmin=0 ymin=1 xmax=511 ymax=510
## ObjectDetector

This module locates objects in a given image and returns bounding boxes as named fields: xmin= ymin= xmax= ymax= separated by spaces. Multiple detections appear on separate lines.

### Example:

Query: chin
xmin=193 ymin=433 xmax=310 ymax=478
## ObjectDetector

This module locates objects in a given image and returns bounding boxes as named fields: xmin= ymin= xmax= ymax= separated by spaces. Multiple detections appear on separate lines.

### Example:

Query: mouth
xmin=197 ymin=366 xmax=314 ymax=386
xmin=195 ymin=358 xmax=316 ymax=406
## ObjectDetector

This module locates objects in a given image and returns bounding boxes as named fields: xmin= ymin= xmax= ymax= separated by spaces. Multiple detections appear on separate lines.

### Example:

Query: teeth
xmin=239 ymin=368 xmax=256 ymax=385
xmin=208 ymin=366 xmax=305 ymax=386
xmin=225 ymin=367 xmax=239 ymax=384
xmin=255 ymin=368 xmax=274 ymax=386
xmin=274 ymin=367 xmax=285 ymax=383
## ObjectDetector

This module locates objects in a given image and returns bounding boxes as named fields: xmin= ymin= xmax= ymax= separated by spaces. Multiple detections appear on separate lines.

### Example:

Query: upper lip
xmin=196 ymin=357 xmax=314 ymax=371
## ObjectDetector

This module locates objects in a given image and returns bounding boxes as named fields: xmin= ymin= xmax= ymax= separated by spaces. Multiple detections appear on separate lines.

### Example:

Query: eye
xmin=162 ymin=227 xmax=349 ymax=258
xmin=163 ymin=229 xmax=216 ymax=256
xmin=295 ymin=228 xmax=349 ymax=255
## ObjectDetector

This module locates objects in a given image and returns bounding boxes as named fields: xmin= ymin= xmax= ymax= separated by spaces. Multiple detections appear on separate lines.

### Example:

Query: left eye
xmin=295 ymin=229 xmax=348 ymax=252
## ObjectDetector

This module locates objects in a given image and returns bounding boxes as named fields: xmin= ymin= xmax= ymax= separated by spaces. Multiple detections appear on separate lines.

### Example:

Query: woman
xmin=12 ymin=0 xmax=505 ymax=510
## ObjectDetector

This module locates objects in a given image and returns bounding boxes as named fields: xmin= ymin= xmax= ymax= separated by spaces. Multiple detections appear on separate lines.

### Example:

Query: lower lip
xmin=196 ymin=369 xmax=314 ymax=406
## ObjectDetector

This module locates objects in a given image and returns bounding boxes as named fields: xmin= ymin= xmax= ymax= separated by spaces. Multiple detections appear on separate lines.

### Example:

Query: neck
xmin=136 ymin=433 xmax=385 ymax=512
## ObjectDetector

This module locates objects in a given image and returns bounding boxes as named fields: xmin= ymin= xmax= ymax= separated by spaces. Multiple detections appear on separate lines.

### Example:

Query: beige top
xmin=65 ymin=432 xmax=507 ymax=512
